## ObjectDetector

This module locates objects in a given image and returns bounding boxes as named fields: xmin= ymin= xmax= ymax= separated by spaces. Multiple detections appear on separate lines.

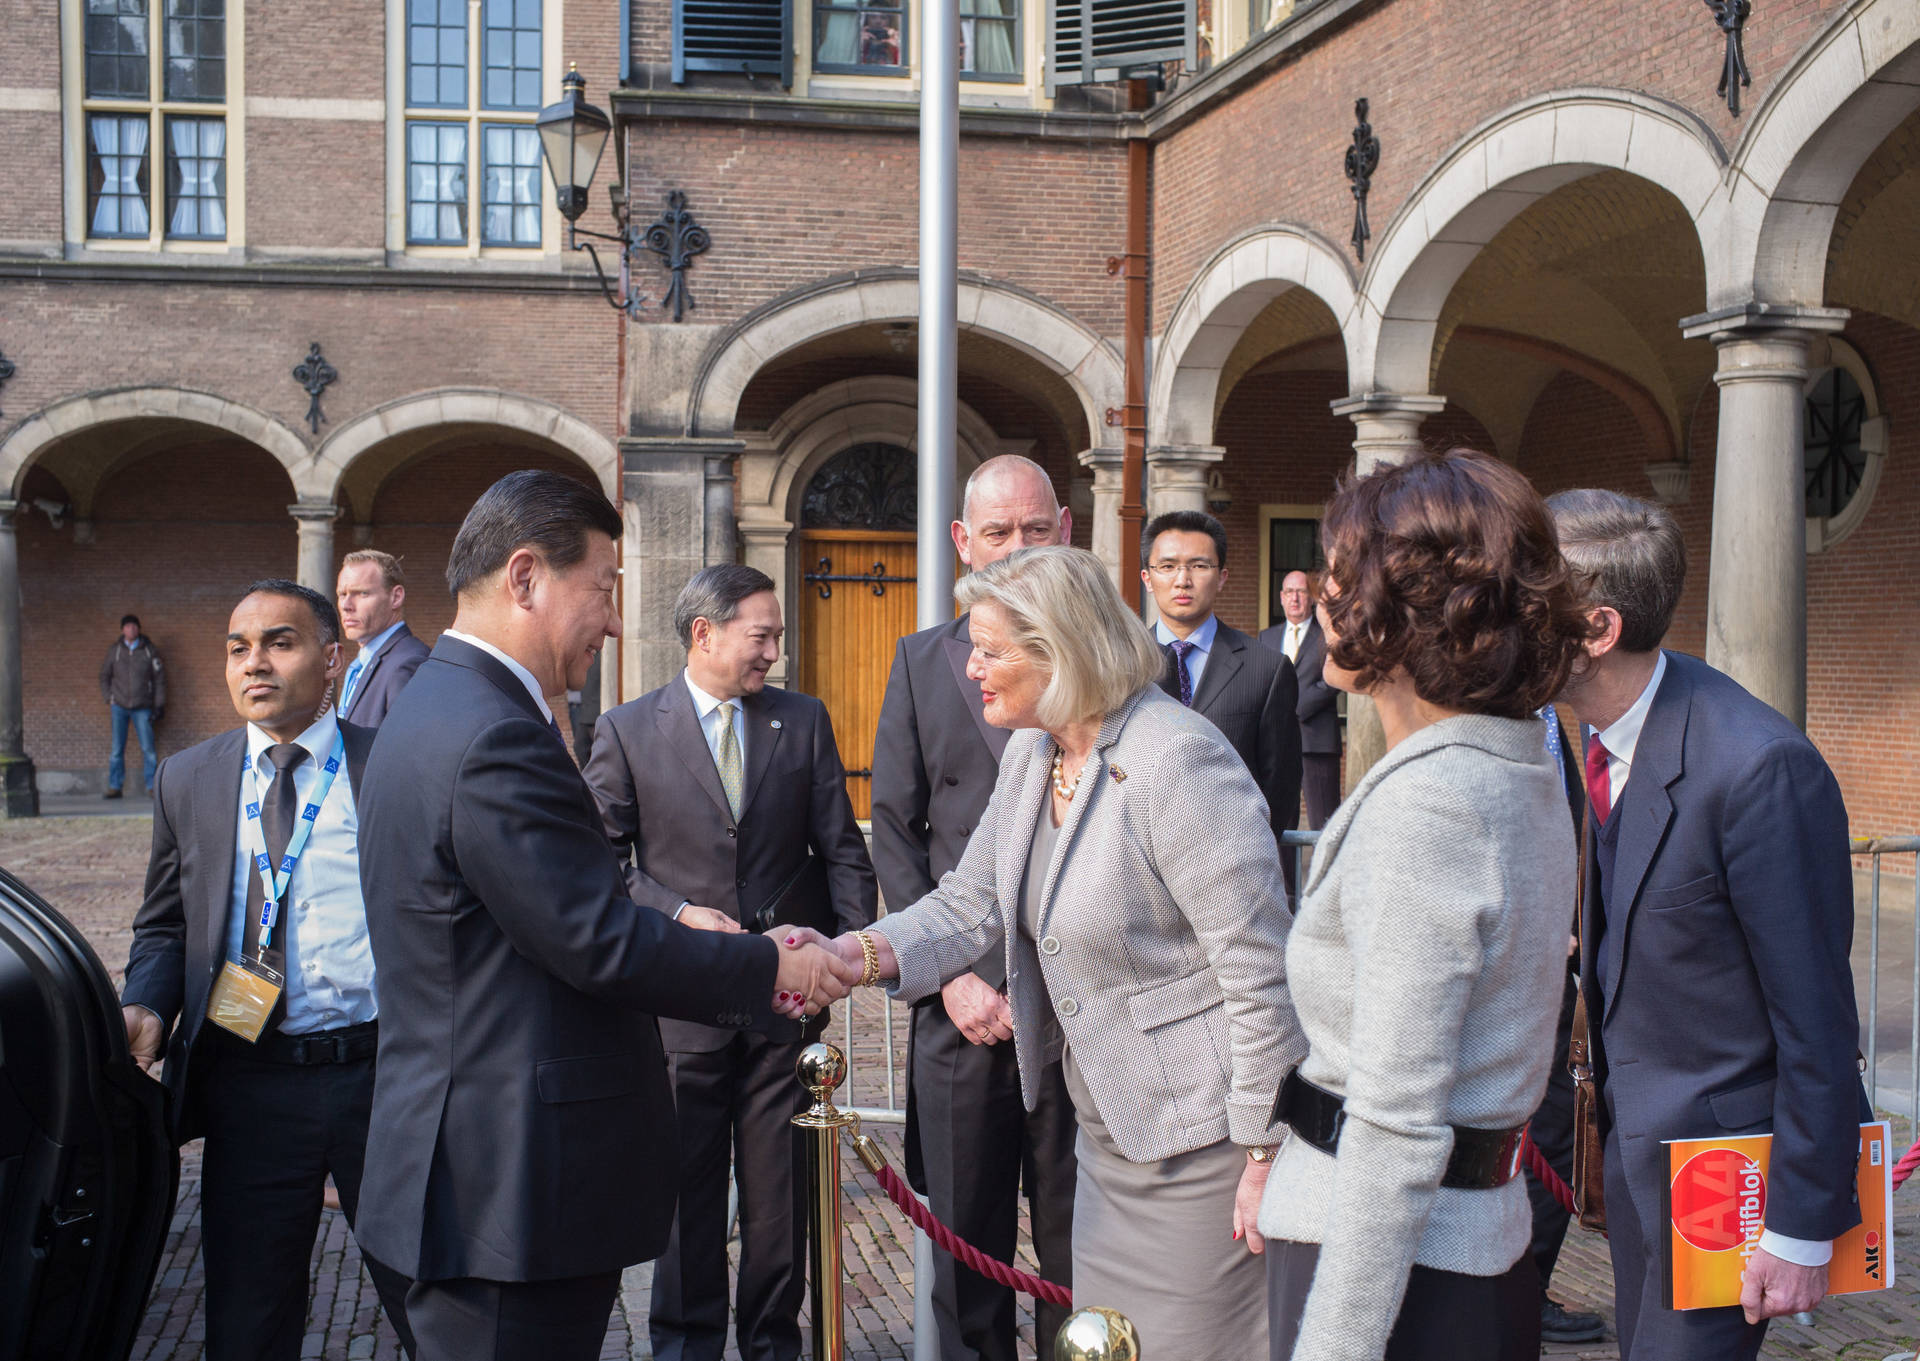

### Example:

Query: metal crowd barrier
xmin=1855 ymin=835 xmax=1920 ymax=1132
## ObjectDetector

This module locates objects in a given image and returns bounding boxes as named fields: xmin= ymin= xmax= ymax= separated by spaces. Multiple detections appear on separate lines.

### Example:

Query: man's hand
xmin=1740 ymin=1248 xmax=1829 ymax=1323
xmin=122 ymin=1005 xmax=164 ymax=1074
xmin=1233 ymin=1155 xmax=1272 ymax=1255
xmin=772 ymin=940 xmax=861 ymax=1018
xmin=942 ymin=973 xmax=1013 ymax=1046
xmin=678 ymin=904 xmax=744 ymax=934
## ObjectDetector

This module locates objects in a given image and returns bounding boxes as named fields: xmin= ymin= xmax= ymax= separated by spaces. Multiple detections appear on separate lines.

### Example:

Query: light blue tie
xmin=340 ymin=657 xmax=366 ymax=715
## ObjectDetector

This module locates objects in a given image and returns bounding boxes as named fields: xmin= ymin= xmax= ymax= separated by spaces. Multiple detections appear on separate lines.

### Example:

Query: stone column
xmin=1681 ymin=305 xmax=1847 ymax=726
xmin=1076 ymin=447 xmax=1125 ymax=584
xmin=1144 ymin=444 xmax=1225 ymax=517
xmin=738 ymin=516 xmax=794 ymax=686
xmin=289 ymin=502 xmax=338 ymax=593
xmin=620 ymin=437 xmax=745 ymax=700
xmin=704 ymin=451 xmax=738 ymax=565
xmin=1326 ymin=393 xmax=1446 ymax=792
xmin=0 ymin=502 xmax=38 ymax=817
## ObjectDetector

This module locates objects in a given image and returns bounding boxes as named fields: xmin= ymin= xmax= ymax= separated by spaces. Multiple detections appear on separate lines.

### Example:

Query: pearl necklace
xmin=1051 ymin=747 xmax=1083 ymax=801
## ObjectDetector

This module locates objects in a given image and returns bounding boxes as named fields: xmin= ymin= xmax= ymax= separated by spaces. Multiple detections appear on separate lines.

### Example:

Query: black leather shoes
xmin=1541 ymin=1297 xmax=1606 ymax=1343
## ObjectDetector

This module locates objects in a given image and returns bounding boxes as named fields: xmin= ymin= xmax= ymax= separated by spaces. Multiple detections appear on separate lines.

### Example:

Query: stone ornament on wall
xmin=643 ymin=190 xmax=713 ymax=323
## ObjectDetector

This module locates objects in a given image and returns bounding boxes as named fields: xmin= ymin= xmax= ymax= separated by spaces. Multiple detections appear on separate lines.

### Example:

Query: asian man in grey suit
xmin=870 ymin=455 xmax=1078 ymax=1361
xmin=1142 ymin=510 xmax=1303 ymax=896
xmin=583 ymin=564 xmax=876 ymax=1361
xmin=353 ymin=472 xmax=857 ymax=1361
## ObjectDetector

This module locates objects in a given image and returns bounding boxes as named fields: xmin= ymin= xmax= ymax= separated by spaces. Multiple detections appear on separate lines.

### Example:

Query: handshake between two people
xmin=675 ymin=906 xmax=897 ymax=1022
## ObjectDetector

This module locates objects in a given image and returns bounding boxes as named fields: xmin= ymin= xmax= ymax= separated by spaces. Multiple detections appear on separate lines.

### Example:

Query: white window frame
xmin=60 ymin=0 xmax=248 ymax=252
xmin=385 ymin=0 xmax=563 ymax=259
xmin=796 ymin=0 xmax=1045 ymax=106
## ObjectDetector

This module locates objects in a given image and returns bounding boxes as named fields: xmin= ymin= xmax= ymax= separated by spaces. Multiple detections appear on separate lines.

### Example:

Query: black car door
xmin=0 ymin=866 xmax=175 ymax=1360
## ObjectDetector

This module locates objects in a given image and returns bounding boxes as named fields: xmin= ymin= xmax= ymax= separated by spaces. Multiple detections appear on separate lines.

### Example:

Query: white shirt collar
xmin=246 ymin=708 xmax=341 ymax=768
xmin=683 ymin=671 xmax=740 ymax=720
xmin=1154 ymin=613 xmax=1219 ymax=653
xmin=443 ymin=629 xmax=550 ymax=719
xmin=355 ymin=619 xmax=406 ymax=660
xmin=1595 ymin=650 xmax=1668 ymax=769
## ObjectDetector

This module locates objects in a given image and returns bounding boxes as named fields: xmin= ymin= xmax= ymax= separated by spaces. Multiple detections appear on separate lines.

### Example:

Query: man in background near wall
xmin=1259 ymin=570 xmax=1339 ymax=829
xmin=335 ymin=550 xmax=431 ymax=730
xmin=870 ymin=454 xmax=1078 ymax=1361
xmin=101 ymin=612 xmax=165 ymax=798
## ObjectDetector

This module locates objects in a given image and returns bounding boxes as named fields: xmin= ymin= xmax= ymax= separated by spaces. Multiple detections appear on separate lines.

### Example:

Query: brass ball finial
xmin=796 ymin=1041 xmax=847 ymax=1106
xmin=1053 ymin=1307 xmax=1141 ymax=1361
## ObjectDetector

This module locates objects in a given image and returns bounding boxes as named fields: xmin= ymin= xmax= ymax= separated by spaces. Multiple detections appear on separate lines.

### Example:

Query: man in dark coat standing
xmin=334 ymin=549 xmax=431 ymax=729
xmin=119 ymin=579 xmax=414 ymax=1360
xmin=585 ymin=563 xmax=876 ymax=1361
xmin=870 ymin=454 xmax=1078 ymax=1361
xmin=353 ymin=471 xmax=857 ymax=1361
xmin=1259 ymin=568 xmax=1339 ymax=828
xmin=1549 ymin=488 xmax=1868 ymax=1361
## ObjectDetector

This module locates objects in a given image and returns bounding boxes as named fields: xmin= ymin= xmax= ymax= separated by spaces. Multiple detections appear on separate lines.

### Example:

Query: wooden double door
xmin=794 ymin=529 xmax=918 ymax=820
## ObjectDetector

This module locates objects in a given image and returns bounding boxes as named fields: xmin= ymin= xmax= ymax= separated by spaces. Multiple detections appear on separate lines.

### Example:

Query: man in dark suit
xmin=584 ymin=564 xmax=876 ymax=1361
xmin=1549 ymin=488 xmax=1867 ymax=1360
xmin=353 ymin=471 xmax=858 ymax=1361
xmin=1142 ymin=510 xmax=1302 ymax=894
xmin=335 ymin=548 xmax=431 ymax=728
xmin=119 ymin=579 xmax=415 ymax=1361
xmin=1258 ymin=569 xmax=1339 ymax=828
xmin=871 ymin=454 xmax=1078 ymax=1361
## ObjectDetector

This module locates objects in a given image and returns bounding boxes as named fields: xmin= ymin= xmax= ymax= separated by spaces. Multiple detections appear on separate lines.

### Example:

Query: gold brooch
xmin=1110 ymin=765 xmax=1127 ymax=782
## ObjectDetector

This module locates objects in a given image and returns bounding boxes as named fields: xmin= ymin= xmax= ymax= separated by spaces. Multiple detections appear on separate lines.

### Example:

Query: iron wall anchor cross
xmin=1346 ymin=98 xmax=1381 ymax=262
xmin=292 ymin=343 xmax=338 ymax=434
xmin=1706 ymin=0 xmax=1752 ymax=116
xmin=642 ymin=190 xmax=712 ymax=323
xmin=0 ymin=347 xmax=15 ymax=421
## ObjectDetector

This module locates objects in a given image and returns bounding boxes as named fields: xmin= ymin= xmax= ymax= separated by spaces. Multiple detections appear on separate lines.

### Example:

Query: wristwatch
xmin=1246 ymin=1145 xmax=1278 ymax=1163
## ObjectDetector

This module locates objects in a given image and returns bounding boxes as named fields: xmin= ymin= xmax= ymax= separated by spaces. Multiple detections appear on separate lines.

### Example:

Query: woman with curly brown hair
xmin=1259 ymin=449 xmax=1598 ymax=1361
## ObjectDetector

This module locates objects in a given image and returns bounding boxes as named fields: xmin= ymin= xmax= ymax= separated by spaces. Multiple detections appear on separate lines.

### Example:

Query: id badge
xmin=206 ymin=957 xmax=284 ymax=1042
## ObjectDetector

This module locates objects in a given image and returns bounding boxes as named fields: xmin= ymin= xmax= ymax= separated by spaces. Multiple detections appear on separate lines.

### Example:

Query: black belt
xmin=228 ymin=1019 xmax=379 ymax=1066
xmin=1275 ymin=1069 xmax=1526 ymax=1190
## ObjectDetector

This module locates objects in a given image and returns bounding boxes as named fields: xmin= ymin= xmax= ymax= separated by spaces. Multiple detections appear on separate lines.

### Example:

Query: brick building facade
xmin=2 ymin=0 xmax=1917 ymax=843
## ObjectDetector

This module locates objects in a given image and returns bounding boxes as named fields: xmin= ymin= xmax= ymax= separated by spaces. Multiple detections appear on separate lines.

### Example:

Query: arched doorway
xmin=793 ymin=442 xmax=918 ymax=819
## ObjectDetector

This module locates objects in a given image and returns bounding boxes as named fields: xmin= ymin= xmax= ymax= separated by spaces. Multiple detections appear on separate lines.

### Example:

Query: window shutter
xmin=673 ymin=0 xmax=792 ymax=87
xmin=1048 ymin=0 xmax=1194 ymax=89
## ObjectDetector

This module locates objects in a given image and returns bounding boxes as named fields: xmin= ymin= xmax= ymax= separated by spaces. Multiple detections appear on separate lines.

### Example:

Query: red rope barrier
xmin=853 ymin=1134 xmax=1074 ymax=1309
xmin=1894 ymin=1136 xmax=1920 ymax=1192
xmin=1520 ymin=1131 xmax=1579 ymax=1216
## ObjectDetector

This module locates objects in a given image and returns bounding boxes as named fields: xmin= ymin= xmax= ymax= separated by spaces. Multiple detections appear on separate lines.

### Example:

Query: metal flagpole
xmin=917 ymin=0 xmax=959 ymax=629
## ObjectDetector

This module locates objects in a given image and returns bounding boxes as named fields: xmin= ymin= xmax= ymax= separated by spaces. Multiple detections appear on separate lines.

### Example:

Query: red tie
xmin=1585 ymin=737 xmax=1613 ymax=824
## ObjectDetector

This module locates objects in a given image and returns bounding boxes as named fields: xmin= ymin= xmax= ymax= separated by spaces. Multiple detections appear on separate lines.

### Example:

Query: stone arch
xmin=0 ymin=386 xmax=315 ymax=500
xmin=1149 ymin=224 xmax=1360 ymax=448
xmin=313 ymin=388 xmax=620 ymax=506
xmin=1725 ymin=0 xmax=1920 ymax=307
xmin=1357 ymin=90 xmax=1728 ymax=394
xmin=688 ymin=271 xmax=1124 ymax=450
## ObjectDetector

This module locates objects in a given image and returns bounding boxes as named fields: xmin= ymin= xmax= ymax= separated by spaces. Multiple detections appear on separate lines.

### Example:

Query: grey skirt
xmin=1065 ymin=1054 xmax=1268 ymax=1361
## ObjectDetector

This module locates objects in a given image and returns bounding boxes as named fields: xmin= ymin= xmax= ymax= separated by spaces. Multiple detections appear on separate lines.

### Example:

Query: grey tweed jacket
xmin=870 ymin=685 xmax=1304 ymax=1163
xmin=1256 ymin=713 xmax=1573 ymax=1361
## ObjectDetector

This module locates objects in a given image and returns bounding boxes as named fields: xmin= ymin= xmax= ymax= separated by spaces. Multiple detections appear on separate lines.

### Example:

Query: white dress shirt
xmin=1588 ymin=651 xmax=1828 ymax=1267
xmin=1279 ymin=618 xmax=1309 ymax=663
xmin=1153 ymin=613 xmax=1219 ymax=697
xmin=224 ymin=710 xmax=377 ymax=1034
xmin=684 ymin=672 xmax=749 ymax=766
xmin=443 ymin=629 xmax=551 ymax=720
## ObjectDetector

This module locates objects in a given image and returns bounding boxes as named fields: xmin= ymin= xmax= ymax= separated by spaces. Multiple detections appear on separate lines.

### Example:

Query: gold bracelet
xmin=856 ymin=930 xmax=881 ymax=988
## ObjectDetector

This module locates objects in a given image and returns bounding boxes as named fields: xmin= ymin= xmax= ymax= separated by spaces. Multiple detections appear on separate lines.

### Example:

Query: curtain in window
xmin=168 ymin=116 xmax=224 ymax=237
xmin=816 ymin=9 xmax=859 ymax=66
xmin=90 ymin=114 xmax=149 ymax=236
xmin=964 ymin=0 xmax=1017 ymax=75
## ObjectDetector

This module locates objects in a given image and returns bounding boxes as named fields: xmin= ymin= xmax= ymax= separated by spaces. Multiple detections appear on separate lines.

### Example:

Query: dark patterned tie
xmin=242 ymin=742 xmax=309 ymax=971
xmin=1167 ymin=640 xmax=1196 ymax=707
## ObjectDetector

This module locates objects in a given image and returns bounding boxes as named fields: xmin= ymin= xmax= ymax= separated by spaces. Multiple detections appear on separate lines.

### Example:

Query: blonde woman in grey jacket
xmin=792 ymin=545 xmax=1303 ymax=1361
xmin=1258 ymin=450 xmax=1597 ymax=1361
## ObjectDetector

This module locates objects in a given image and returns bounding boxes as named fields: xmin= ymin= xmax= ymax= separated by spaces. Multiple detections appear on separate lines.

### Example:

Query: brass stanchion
xmin=794 ymin=1042 xmax=856 ymax=1361
xmin=1054 ymin=1307 xmax=1142 ymax=1361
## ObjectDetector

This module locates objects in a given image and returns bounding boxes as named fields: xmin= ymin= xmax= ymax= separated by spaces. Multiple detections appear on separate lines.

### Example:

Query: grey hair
xmin=1544 ymin=487 xmax=1686 ymax=653
xmin=673 ymin=564 xmax=777 ymax=649
xmin=955 ymin=546 xmax=1165 ymax=730
xmin=960 ymin=454 xmax=1059 ymax=524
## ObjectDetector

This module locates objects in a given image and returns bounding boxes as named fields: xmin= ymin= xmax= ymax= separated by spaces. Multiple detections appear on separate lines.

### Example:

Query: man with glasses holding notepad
xmin=119 ymin=579 xmax=415 ymax=1361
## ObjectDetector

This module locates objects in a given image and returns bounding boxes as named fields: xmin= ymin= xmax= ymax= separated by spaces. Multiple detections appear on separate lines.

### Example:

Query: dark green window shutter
xmin=673 ymin=0 xmax=791 ymax=86
xmin=1048 ymin=0 xmax=1194 ymax=88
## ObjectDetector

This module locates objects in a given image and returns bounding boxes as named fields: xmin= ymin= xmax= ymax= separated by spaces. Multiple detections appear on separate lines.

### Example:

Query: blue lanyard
xmin=1542 ymin=703 xmax=1568 ymax=789
xmin=242 ymin=735 xmax=345 ymax=955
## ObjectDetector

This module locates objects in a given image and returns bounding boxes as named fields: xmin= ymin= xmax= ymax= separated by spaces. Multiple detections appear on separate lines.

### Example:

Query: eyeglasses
xmin=1146 ymin=560 xmax=1220 ymax=578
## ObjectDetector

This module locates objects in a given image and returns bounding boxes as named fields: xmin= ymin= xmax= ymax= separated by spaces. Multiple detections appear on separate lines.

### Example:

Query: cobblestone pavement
xmin=6 ymin=814 xmax=1918 ymax=1360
